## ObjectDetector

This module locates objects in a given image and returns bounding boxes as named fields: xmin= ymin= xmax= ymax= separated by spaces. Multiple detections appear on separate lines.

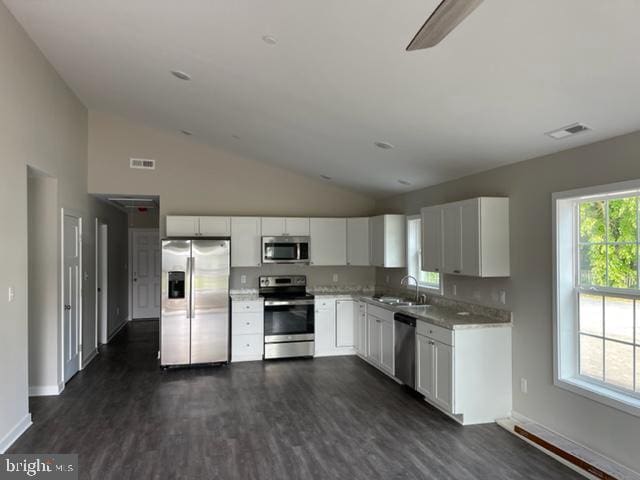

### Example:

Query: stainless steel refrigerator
xmin=161 ymin=238 xmax=230 ymax=366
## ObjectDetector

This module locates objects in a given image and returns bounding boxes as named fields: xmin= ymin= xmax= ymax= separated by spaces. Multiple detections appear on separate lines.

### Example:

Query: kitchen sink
xmin=371 ymin=296 xmax=419 ymax=307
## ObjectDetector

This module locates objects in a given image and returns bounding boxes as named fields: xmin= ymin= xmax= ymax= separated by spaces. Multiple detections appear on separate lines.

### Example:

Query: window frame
xmin=406 ymin=215 xmax=442 ymax=294
xmin=553 ymin=179 xmax=640 ymax=417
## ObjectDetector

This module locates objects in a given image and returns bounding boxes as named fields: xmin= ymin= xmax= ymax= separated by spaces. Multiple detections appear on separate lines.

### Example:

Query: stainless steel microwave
xmin=262 ymin=236 xmax=310 ymax=264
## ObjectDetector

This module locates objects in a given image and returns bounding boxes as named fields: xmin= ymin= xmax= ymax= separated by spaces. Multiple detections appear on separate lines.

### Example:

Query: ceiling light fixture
xmin=546 ymin=122 xmax=591 ymax=140
xmin=374 ymin=141 xmax=394 ymax=150
xmin=320 ymin=175 xmax=332 ymax=181
xmin=398 ymin=180 xmax=412 ymax=186
xmin=262 ymin=35 xmax=278 ymax=45
xmin=170 ymin=70 xmax=191 ymax=81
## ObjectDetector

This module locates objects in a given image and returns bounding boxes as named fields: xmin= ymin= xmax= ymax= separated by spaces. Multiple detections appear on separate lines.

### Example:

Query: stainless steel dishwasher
xmin=394 ymin=312 xmax=417 ymax=389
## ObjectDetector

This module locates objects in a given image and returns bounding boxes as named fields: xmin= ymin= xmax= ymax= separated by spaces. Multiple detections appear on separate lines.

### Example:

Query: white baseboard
xmin=28 ymin=381 xmax=64 ymax=397
xmin=0 ymin=413 xmax=32 ymax=453
xmin=107 ymin=320 xmax=127 ymax=342
xmin=81 ymin=348 xmax=99 ymax=369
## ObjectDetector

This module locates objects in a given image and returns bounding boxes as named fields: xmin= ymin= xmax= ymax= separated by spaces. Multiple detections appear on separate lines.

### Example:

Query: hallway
xmin=10 ymin=321 xmax=581 ymax=479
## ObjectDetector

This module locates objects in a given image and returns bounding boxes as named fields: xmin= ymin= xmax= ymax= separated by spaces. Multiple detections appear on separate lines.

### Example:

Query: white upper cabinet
xmin=421 ymin=207 xmax=443 ymax=273
xmin=261 ymin=217 xmax=310 ymax=236
xmin=309 ymin=218 xmax=347 ymax=266
xmin=370 ymin=215 xmax=406 ymax=268
xmin=346 ymin=217 xmax=370 ymax=266
xmin=230 ymin=217 xmax=262 ymax=267
xmin=421 ymin=197 xmax=509 ymax=277
xmin=166 ymin=215 xmax=230 ymax=237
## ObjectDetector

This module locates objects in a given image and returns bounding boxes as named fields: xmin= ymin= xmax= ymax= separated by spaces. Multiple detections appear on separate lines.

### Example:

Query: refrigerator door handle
xmin=186 ymin=256 xmax=192 ymax=319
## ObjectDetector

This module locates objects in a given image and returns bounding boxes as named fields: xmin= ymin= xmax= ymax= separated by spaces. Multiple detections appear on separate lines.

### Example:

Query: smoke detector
xmin=546 ymin=123 xmax=591 ymax=140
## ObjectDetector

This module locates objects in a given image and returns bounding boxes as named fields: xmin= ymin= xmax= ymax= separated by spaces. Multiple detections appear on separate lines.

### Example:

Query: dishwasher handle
xmin=394 ymin=312 xmax=417 ymax=327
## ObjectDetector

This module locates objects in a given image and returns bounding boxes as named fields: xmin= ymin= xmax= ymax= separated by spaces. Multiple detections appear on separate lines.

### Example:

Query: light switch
xmin=241 ymin=275 xmax=247 ymax=284
xmin=452 ymin=284 xmax=457 ymax=296
xmin=499 ymin=290 xmax=506 ymax=305
xmin=8 ymin=286 xmax=15 ymax=303
xmin=332 ymin=274 xmax=339 ymax=283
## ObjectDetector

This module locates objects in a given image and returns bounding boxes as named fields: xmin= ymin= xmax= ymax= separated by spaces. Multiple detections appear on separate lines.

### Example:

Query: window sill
xmin=555 ymin=376 xmax=640 ymax=418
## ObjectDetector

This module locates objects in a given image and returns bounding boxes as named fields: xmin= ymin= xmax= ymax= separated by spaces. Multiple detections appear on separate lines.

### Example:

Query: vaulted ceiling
xmin=6 ymin=0 xmax=640 ymax=197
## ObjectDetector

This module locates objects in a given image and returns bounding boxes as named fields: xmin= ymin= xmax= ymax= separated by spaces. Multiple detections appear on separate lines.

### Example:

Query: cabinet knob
xmin=453 ymin=270 xmax=461 ymax=274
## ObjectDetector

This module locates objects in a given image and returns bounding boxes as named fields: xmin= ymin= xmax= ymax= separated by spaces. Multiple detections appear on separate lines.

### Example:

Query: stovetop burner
xmin=258 ymin=275 xmax=312 ymax=301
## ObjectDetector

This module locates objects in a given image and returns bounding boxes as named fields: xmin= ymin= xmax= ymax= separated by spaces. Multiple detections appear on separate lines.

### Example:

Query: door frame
xmin=60 ymin=208 xmax=84 ymax=381
xmin=95 ymin=219 xmax=108 ymax=345
xmin=128 ymin=227 xmax=160 ymax=320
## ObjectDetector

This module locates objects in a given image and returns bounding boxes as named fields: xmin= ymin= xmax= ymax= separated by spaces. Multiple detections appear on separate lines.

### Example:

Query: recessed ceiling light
xmin=320 ymin=175 xmax=332 ymax=181
xmin=231 ymin=134 xmax=240 ymax=140
xmin=180 ymin=130 xmax=193 ymax=136
xmin=374 ymin=141 xmax=394 ymax=150
xmin=398 ymin=180 xmax=411 ymax=186
xmin=546 ymin=122 xmax=591 ymax=140
xmin=262 ymin=35 xmax=278 ymax=45
xmin=170 ymin=70 xmax=191 ymax=81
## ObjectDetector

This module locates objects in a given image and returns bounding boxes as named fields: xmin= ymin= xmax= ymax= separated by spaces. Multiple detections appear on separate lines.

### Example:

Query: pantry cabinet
xmin=421 ymin=197 xmax=509 ymax=277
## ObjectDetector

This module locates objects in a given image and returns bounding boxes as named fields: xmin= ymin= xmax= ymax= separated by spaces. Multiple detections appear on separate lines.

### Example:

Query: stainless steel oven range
xmin=260 ymin=275 xmax=314 ymax=359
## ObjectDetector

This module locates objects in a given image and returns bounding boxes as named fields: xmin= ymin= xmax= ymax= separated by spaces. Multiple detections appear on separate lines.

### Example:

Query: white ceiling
xmin=6 ymin=0 xmax=640 ymax=197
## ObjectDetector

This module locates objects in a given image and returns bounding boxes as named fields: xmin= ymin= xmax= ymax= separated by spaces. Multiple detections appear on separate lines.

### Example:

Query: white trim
xmin=406 ymin=215 xmax=443 ymax=294
xmin=555 ymin=377 xmax=640 ymax=418
xmin=28 ymin=382 xmax=64 ymax=397
xmin=81 ymin=348 xmax=99 ymax=369
xmin=107 ymin=320 xmax=127 ymax=342
xmin=0 ymin=414 xmax=32 ymax=453
xmin=95 ymin=220 xmax=109 ymax=345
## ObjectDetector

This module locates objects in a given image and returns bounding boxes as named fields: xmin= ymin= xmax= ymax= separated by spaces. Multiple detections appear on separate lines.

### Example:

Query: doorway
xmin=96 ymin=221 xmax=108 ymax=345
xmin=63 ymin=212 xmax=82 ymax=382
xmin=131 ymin=229 xmax=161 ymax=319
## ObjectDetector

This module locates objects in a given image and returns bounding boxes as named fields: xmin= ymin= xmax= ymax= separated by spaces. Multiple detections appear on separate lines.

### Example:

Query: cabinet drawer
xmin=232 ymin=334 xmax=263 ymax=357
xmin=315 ymin=298 xmax=336 ymax=310
xmin=416 ymin=321 xmax=454 ymax=346
xmin=232 ymin=312 xmax=263 ymax=335
xmin=367 ymin=304 xmax=394 ymax=322
xmin=232 ymin=300 xmax=263 ymax=313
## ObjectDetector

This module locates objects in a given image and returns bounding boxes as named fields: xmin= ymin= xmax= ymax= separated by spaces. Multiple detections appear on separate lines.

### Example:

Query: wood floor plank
xmin=9 ymin=320 xmax=584 ymax=480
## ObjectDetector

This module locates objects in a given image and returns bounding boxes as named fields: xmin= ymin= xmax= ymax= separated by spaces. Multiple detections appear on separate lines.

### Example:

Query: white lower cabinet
xmin=231 ymin=299 xmax=264 ymax=362
xmin=416 ymin=333 xmax=453 ymax=413
xmin=314 ymin=297 xmax=357 ymax=356
xmin=355 ymin=302 xmax=367 ymax=357
xmin=365 ymin=307 xmax=394 ymax=376
xmin=367 ymin=315 xmax=382 ymax=365
xmin=336 ymin=300 xmax=355 ymax=347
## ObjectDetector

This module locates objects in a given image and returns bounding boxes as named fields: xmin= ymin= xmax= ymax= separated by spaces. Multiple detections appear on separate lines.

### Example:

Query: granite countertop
xmin=308 ymin=286 xmax=375 ymax=298
xmin=229 ymin=290 xmax=261 ymax=301
xmin=359 ymin=297 xmax=512 ymax=330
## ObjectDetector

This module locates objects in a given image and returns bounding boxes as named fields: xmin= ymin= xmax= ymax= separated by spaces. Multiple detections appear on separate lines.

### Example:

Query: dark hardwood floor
xmin=10 ymin=320 xmax=582 ymax=479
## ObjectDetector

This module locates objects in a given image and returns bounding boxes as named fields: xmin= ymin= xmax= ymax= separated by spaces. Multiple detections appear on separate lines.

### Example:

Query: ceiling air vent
xmin=546 ymin=123 xmax=591 ymax=140
xmin=130 ymin=158 xmax=156 ymax=170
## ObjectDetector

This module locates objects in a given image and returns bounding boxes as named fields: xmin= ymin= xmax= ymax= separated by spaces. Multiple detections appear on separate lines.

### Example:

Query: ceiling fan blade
xmin=407 ymin=0 xmax=484 ymax=51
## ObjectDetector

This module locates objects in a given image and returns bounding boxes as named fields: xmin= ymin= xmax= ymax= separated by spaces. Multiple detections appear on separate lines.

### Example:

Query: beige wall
xmin=88 ymin=111 xmax=376 ymax=230
xmin=231 ymin=265 xmax=375 ymax=291
xmin=376 ymin=130 xmax=640 ymax=471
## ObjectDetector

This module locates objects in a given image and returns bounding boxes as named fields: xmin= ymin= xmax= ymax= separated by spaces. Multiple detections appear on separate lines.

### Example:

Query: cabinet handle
xmin=434 ymin=268 xmax=439 ymax=272
xmin=453 ymin=270 xmax=461 ymax=274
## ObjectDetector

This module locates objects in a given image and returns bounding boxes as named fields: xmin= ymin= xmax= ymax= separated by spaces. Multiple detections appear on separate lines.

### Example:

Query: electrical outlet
xmin=452 ymin=284 xmax=457 ymax=296
xmin=520 ymin=378 xmax=528 ymax=394
xmin=8 ymin=286 xmax=15 ymax=303
xmin=499 ymin=290 xmax=507 ymax=305
xmin=332 ymin=273 xmax=339 ymax=283
xmin=241 ymin=275 xmax=247 ymax=284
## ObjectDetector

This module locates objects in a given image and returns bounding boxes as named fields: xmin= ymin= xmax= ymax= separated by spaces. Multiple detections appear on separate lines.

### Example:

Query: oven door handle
xmin=264 ymin=299 xmax=315 ymax=306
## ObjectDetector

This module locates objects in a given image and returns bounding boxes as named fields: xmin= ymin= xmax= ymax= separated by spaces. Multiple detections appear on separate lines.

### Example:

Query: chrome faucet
xmin=400 ymin=275 xmax=419 ymax=304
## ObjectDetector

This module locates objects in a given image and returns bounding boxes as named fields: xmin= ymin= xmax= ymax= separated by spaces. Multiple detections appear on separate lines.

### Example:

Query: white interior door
xmin=132 ymin=229 xmax=161 ymax=319
xmin=97 ymin=222 xmax=108 ymax=344
xmin=63 ymin=214 xmax=81 ymax=382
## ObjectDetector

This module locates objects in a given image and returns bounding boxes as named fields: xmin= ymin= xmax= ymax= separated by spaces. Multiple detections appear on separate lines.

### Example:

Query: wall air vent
xmin=546 ymin=123 xmax=591 ymax=140
xmin=130 ymin=158 xmax=156 ymax=170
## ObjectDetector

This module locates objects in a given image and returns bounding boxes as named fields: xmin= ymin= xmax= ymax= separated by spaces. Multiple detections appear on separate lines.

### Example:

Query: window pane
xmin=579 ymin=294 xmax=603 ymax=336
xmin=636 ymin=347 xmax=640 ymax=392
xmin=579 ymin=244 xmax=607 ymax=286
xmin=604 ymin=340 xmax=634 ymax=391
xmin=420 ymin=270 xmax=440 ymax=286
xmin=608 ymin=197 xmax=637 ymax=243
xmin=579 ymin=201 xmax=605 ymax=243
xmin=580 ymin=334 xmax=603 ymax=380
xmin=604 ymin=297 xmax=634 ymax=343
xmin=607 ymin=244 xmax=638 ymax=289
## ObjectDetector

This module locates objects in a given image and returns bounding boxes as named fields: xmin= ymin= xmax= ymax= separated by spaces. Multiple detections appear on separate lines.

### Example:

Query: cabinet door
xmin=460 ymin=199 xmax=480 ymax=276
xmin=310 ymin=218 xmax=347 ymax=266
xmin=434 ymin=341 xmax=454 ymax=413
xmin=367 ymin=315 xmax=382 ymax=365
xmin=442 ymin=205 xmax=462 ymax=274
xmin=314 ymin=303 xmax=335 ymax=356
xmin=380 ymin=318 xmax=394 ymax=375
xmin=421 ymin=207 xmax=443 ymax=273
xmin=356 ymin=303 xmax=367 ymax=355
xmin=231 ymin=217 xmax=261 ymax=267
xmin=369 ymin=216 xmax=385 ymax=267
xmin=166 ymin=216 xmax=199 ymax=237
xmin=261 ymin=217 xmax=286 ymax=236
xmin=347 ymin=218 xmax=370 ymax=266
xmin=199 ymin=216 xmax=231 ymax=236
xmin=416 ymin=334 xmax=435 ymax=399
xmin=336 ymin=300 xmax=355 ymax=348
xmin=285 ymin=217 xmax=310 ymax=236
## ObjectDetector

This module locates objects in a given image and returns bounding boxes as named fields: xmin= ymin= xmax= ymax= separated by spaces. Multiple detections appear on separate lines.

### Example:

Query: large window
xmin=407 ymin=216 xmax=441 ymax=291
xmin=555 ymin=182 xmax=640 ymax=416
